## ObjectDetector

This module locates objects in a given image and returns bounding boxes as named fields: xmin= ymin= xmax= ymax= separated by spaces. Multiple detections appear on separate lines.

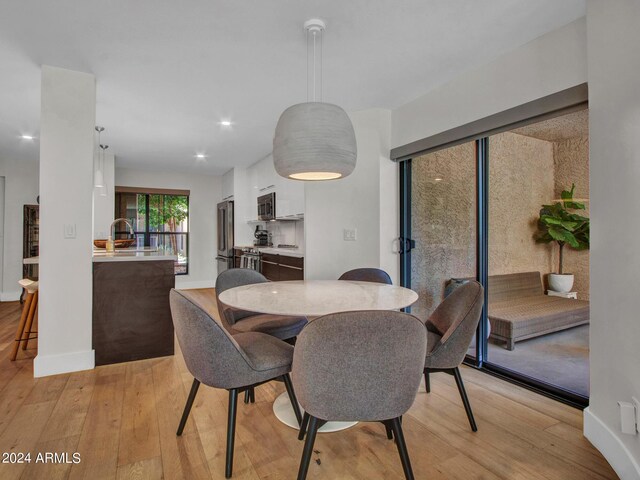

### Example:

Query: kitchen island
xmin=93 ymin=249 xmax=177 ymax=366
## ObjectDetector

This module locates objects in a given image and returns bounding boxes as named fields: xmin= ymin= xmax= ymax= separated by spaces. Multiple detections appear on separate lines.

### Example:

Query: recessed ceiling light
xmin=21 ymin=134 xmax=35 ymax=140
xmin=195 ymin=153 xmax=206 ymax=159
xmin=434 ymin=177 xmax=443 ymax=182
xmin=219 ymin=120 xmax=232 ymax=126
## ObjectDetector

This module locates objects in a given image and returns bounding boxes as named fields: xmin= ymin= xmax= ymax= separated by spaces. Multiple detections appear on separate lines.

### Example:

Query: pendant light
xmin=273 ymin=19 xmax=357 ymax=181
xmin=98 ymin=144 xmax=109 ymax=196
xmin=94 ymin=126 xmax=105 ymax=188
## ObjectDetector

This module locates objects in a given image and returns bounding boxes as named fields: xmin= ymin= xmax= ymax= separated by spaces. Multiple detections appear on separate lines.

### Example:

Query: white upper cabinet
xmin=277 ymin=176 xmax=304 ymax=218
xmin=221 ymin=169 xmax=234 ymax=200
xmin=247 ymin=155 xmax=304 ymax=219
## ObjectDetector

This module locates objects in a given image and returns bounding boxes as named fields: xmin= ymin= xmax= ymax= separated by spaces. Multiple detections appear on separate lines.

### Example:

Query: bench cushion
xmin=490 ymin=295 xmax=589 ymax=340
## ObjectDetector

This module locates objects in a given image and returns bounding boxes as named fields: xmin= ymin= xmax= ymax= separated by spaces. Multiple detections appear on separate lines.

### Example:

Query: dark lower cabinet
xmin=93 ymin=259 xmax=175 ymax=366
xmin=261 ymin=253 xmax=281 ymax=281
xmin=278 ymin=255 xmax=304 ymax=281
xmin=260 ymin=253 xmax=304 ymax=281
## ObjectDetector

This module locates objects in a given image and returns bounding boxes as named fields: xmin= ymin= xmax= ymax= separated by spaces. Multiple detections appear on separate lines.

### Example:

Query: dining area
xmin=171 ymin=267 xmax=484 ymax=480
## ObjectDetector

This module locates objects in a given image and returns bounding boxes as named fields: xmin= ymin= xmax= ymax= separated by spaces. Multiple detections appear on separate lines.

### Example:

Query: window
xmin=115 ymin=188 xmax=190 ymax=275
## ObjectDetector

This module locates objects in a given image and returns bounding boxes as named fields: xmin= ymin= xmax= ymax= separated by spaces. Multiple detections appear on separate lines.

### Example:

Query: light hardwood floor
xmin=0 ymin=295 xmax=618 ymax=480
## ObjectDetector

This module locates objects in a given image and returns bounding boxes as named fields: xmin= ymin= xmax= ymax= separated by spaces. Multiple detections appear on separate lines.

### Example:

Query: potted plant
xmin=534 ymin=184 xmax=589 ymax=292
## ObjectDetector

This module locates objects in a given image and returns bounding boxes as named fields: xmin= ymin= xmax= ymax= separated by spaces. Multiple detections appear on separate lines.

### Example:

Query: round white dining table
xmin=218 ymin=279 xmax=419 ymax=432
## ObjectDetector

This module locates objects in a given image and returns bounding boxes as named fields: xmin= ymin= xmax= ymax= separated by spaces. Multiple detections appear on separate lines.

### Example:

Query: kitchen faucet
xmin=110 ymin=218 xmax=135 ymax=239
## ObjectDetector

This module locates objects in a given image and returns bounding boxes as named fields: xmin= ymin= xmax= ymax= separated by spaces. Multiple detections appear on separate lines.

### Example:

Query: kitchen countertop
xmin=234 ymin=246 xmax=304 ymax=258
xmin=93 ymin=249 xmax=178 ymax=262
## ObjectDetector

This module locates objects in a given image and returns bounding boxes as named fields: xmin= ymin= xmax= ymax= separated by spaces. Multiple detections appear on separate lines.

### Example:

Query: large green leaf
xmin=540 ymin=215 xmax=578 ymax=231
xmin=548 ymin=226 xmax=580 ymax=248
xmin=535 ymin=183 xmax=590 ymax=261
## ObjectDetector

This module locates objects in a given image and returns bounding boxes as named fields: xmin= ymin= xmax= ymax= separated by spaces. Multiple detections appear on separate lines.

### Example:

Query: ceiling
xmin=511 ymin=109 xmax=588 ymax=142
xmin=0 ymin=0 xmax=585 ymax=175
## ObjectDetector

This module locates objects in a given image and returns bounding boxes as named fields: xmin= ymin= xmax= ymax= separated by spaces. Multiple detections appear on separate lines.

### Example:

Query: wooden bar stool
xmin=11 ymin=279 xmax=38 ymax=361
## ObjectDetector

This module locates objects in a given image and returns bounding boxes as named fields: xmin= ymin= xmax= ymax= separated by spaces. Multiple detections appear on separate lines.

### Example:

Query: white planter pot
xmin=548 ymin=273 xmax=574 ymax=293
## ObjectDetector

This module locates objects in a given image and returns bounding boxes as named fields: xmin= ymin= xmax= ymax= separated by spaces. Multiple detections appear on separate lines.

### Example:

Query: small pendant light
xmin=94 ymin=126 xmax=105 ymax=188
xmin=273 ymin=19 xmax=357 ymax=181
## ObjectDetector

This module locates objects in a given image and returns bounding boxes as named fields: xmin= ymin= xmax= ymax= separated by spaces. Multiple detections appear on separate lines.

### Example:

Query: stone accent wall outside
xmin=411 ymin=131 xmax=589 ymax=321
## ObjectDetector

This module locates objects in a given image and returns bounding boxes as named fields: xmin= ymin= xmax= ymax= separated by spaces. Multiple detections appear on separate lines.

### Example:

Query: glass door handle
xmin=398 ymin=237 xmax=415 ymax=254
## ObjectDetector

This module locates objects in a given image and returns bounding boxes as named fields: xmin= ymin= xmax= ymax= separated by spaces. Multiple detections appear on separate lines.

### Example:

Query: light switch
xmin=618 ymin=401 xmax=637 ymax=435
xmin=343 ymin=228 xmax=357 ymax=241
xmin=64 ymin=224 xmax=76 ymax=239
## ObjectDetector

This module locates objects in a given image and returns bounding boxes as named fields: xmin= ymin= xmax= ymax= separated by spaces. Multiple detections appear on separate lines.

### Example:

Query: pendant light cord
xmin=306 ymin=26 xmax=323 ymax=103
xmin=313 ymin=31 xmax=316 ymax=102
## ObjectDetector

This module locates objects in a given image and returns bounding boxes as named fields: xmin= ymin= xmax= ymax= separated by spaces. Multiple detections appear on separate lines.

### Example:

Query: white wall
xmin=583 ymin=1 xmax=640 ymax=478
xmin=115 ymin=167 xmax=222 ymax=289
xmin=391 ymin=17 xmax=587 ymax=148
xmin=0 ymin=158 xmax=39 ymax=301
xmin=35 ymin=66 xmax=96 ymax=377
xmin=92 ymin=153 xmax=115 ymax=239
xmin=305 ymin=108 xmax=395 ymax=281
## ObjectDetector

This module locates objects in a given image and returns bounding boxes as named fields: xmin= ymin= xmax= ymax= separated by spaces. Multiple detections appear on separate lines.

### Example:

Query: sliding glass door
xmin=399 ymin=109 xmax=590 ymax=407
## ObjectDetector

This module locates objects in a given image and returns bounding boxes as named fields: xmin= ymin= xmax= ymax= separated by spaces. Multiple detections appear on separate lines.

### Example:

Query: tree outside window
xmin=115 ymin=191 xmax=189 ymax=275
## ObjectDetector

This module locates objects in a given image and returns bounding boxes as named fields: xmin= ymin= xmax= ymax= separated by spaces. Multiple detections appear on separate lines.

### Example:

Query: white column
xmin=35 ymin=65 xmax=96 ymax=377
xmin=93 ymin=152 xmax=115 ymax=240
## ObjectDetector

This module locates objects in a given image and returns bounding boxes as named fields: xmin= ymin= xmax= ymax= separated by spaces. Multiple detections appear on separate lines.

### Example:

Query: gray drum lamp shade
xmin=273 ymin=102 xmax=357 ymax=181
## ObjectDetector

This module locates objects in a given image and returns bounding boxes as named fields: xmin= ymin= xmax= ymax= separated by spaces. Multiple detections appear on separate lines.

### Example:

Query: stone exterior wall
xmin=411 ymin=142 xmax=476 ymax=321
xmin=489 ymin=132 xmax=556 ymax=283
xmin=410 ymin=131 xmax=588 ymax=321
xmin=554 ymin=136 xmax=590 ymax=300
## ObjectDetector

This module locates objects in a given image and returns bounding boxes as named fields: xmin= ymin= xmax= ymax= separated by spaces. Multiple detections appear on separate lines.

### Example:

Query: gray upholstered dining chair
xmin=216 ymin=269 xmax=308 ymax=340
xmin=169 ymin=289 xmax=302 ymax=478
xmin=423 ymin=280 xmax=484 ymax=432
xmin=292 ymin=310 xmax=427 ymax=480
xmin=338 ymin=267 xmax=392 ymax=284
xmin=216 ymin=269 xmax=308 ymax=403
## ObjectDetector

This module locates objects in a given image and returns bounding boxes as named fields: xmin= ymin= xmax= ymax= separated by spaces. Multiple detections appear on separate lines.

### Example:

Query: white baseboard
xmin=0 ymin=290 xmax=21 ymax=302
xmin=584 ymin=407 xmax=640 ymax=480
xmin=33 ymin=350 xmax=95 ymax=378
xmin=175 ymin=279 xmax=215 ymax=290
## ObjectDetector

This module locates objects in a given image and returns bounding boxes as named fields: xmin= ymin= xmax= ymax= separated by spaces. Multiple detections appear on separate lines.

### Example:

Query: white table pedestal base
xmin=273 ymin=392 xmax=358 ymax=433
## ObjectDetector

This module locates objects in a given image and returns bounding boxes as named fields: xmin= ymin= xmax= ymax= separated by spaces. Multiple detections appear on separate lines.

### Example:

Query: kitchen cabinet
xmin=221 ymin=169 xmax=234 ymax=200
xmin=260 ymin=253 xmax=280 ymax=281
xmin=278 ymin=255 xmax=304 ymax=281
xmin=275 ymin=177 xmax=304 ymax=218
xmin=93 ymin=258 xmax=175 ymax=365
xmin=247 ymin=155 xmax=305 ymax=219
xmin=261 ymin=253 xmax=304 ymax=281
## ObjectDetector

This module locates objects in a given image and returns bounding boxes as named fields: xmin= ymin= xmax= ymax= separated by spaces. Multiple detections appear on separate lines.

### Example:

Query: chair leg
xmin=244 ymin=386 xmax=256 ymax=404
xmin=390 ymin=417 xmax=415 ymax=480
xmin=453 ymin=367 xmax=477 ymax=432
xmin=384 ymin=421 xmax=393 ymax=440
xmin=177 ymin=378 xmax=200 ymax=435
xmin=22 ymin=300 xmax=38 ymax=351
xmin=298 ymin=412 xmax=310 ymax=441
xmin=226 ymin=389 xmax=239 ymax=478
xmin=10 ymin=292 xmax=33 ymax=361
xmin=297 ymin=415 xmax=320 ymax=480
xmin=424 ymin=370 xmax=431 ymax=393
xmin=282 ymin=374 xmax=303 ymax=426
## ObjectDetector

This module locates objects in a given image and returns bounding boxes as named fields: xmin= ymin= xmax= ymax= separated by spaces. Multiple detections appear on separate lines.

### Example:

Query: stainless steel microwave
xmin=257 ymin=192 xmax=276 ymax=221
